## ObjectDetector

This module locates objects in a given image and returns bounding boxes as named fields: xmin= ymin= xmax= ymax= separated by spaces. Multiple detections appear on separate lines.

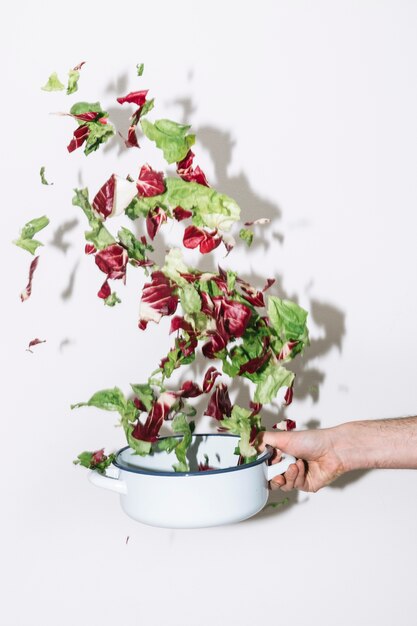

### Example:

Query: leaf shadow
xmin=49 ymin=218 xmax=79 ymax=255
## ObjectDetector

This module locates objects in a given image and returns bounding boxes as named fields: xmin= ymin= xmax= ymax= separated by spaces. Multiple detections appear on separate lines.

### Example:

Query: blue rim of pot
xmin=113 ymin=433 xmax=274 ymax=477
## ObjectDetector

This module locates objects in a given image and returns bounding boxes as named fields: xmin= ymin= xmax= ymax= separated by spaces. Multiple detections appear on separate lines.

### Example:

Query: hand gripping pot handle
xmin=266 ymin=448 xmax=296 ymax=481
xmin=88 ymin=470 xmax=127 ymax=495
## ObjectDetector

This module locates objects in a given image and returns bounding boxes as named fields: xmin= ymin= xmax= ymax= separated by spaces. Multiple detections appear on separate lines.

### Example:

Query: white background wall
xmin=2 ymin=1 xmax=417 ymax=625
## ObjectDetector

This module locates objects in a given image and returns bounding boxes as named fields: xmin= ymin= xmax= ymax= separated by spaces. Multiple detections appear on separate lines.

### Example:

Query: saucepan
xmin=89 ymin=433 xmax=294 ymax=528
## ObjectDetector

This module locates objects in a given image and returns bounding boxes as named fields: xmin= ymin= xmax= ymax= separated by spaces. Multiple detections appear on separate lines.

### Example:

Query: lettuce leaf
xmin=267 ymin=296 xmax=309 ymax=352
xmin=171 ymin=413 xmax=194 ymax=472
xmin=239 ymin=228 xmax=254 ymax=247
xmin=220 ymin=405 xmax=259 ymax=459
xmin=130 ymin=383 xmax=154 ymax=412
xmin=254 ymin=361 xmax=295 ymax=404
xmin=141 ymin=118 xmax=195 ymax=164
xmin=67 ymin=69 xmax=80 ymax=95
xmin=41 ymin=72 xmax=65 ymax=91
xmin=126 ymin=177 xmax=240 ymax=232
xmin=71 ymin=387 xmax=127 ymax=413
xmin=14 ymin=216 xmax=50 ymax=255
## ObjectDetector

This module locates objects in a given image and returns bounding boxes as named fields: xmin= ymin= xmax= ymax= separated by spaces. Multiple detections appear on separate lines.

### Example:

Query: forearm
xmin=332 ymin=417 xmax=417 ymax=472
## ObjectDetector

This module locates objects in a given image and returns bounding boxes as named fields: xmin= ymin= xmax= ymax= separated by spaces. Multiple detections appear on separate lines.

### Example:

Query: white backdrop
xmin=2 ymin=1 xmax=417 ymax=625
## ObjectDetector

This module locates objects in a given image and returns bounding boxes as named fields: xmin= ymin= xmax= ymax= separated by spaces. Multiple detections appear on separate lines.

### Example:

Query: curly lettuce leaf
xmin=41 ymin=72 xmax=65 ymax=91
xmin=126 ymin=177 xmax=240 ymax=232
xmin=104 ymin=293 xmax=121 ymax=306
xmin=136 ymin=63 xmax=144 ymax=76
xmin=14 ymin=216 xmax=50 ymax=255
xmin=254 ymin=361 xmax=295 ymax=404
xmin=67 ymin=69 xmax=80 ymax=95
xmin=141 ymin=118 xmax=195 ymax=164
xmin=239 ymin=228 xmax=253 ymax=247
xmin=71 ymin=387 xmax=127 ymax=413
xmin=220 ymin=405 xmax=260 ymax=460
xmin=267 ymin=296 xmax=309 ymax=351
xmin=130 ymin=383 xmax=154 ymax=412
xmin=171 ymin=413 xmax=194 ymax=472
xmin=40 ymin=166 xmax=53 ymax=185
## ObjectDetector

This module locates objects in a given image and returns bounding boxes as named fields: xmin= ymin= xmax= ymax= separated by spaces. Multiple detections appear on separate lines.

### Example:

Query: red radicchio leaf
xmin=134 ymin=397 xmax=147 ymax=412
xmin=71 ymin=112 xmax=99 ymax=122
xmin=204 ymin=383 xmax=232 ymax=421
xmin=117 ymin=90 xmax=149 ymax=107
xmin=263 ymin=278 xmax=275 ymax=292
xmin=202 ymin=367 xmax=221 ymax=393
xmin=215 ymin=297 xmax=252 ymax=338
xmin=26 ymin=338 xmax=46 ymax=353
xmin=169 ymin=316 xmax=194 ymax=334
xmin=240 ymin=284 xmax=265 ymax=307
xmin=198 ymin=462 xmax=216 ymax=471
xmin=180 ymin=380 xmax=202 ymax=398
xmin=284 ymin=386 xmax=294 ymax=406
xmin=249 ymin=401 xmax=263 ymax=417
xmin=131 ymin=392 xmax=176 ymax=442
xmin=20 ymin=256 xmax=40 ymax=302
xmin=92 ymin=174 xmax=116 ymax=219
xmin=136 ymin=164 xmax=165 ymax=197
xmin=146 ymin=206 xmax=167 ymax=240
xmin=97 ymin=280 xmax=111 ymax=299
xmin=183 ymin=225 xmax=222 ymax=254
xmin=138 ymin=271 xmax=178 ymax=330
xmin=173 ymin=206 xmax=193 ymax=221
xmin=85 ymin=243 xmax=96 ymax=255
xmin=126 ymin=126 xmax=139 ymax=148
xmin=202 ymin=327 xmax=228 ymax=359
xmin=177 ymin=150 xmax=209 ymax=187
xmin=67 ymin=124 xmax=90 ymax=152
xmin=95 ymin=244 xmax=128 ymax=281
xmin=238 ymin=351 xmax=270 ymax=375
xmin=91 ymin=449 xmax=106 ymax=464
xmin=73 ymin=61 xmax=86 ymax=72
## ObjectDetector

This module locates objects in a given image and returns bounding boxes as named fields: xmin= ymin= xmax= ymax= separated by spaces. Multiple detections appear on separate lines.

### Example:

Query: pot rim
xmin=113 ymin=432 xmax=273 ymax=477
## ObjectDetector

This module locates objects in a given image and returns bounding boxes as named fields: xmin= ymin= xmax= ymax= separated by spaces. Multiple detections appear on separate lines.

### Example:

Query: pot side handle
xmin=266 ymin=449 xmax=296 ymax=481
xmin=88 ymin=470 xmax=128 ymax=495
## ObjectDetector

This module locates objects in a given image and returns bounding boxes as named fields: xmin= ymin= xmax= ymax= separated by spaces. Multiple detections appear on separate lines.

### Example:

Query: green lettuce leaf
xmin=220 ymin=405 xmax=260 ymax=460
xmin=141 ymin=118 xmax=195 ymax=164
xmin=41 ymin=72 xmax=65 ymax=91
xmin=140 ymin=98 xmax=155 ymax=118
xmin=136 ymin=63 xmax=144 ymax=76
xmin=71 ymin=387 xmax=127 ymax=413
xmin=104 ymin=293 xmax=121 ymax=306
xmin=13 ymin=216 xmax=50 ymax=255
xmin=72 ymin=188 xmax=116 ymax=249
xmin=69 ymin=102 xmax=115 ymax=155
xmin=67 ymin=69 xmax=80 ymax=95
xmin=171 ymin=414 xmax=194 ymax=472
xmin=179 ymin=284 xmax=201 ymax=314
xmin=40 ymin=166 xmax=53 ymax=185
xmin=154 ymin=437 xmax=179 ymax=453
xmin=117 ymin=226 xmax=153 ymax=263
xmin=239 ymin=228 xmax=253 ymax=247
xmin=268 ymin=297 xmax=309 ymax=342
xmin=126 ymin=177 xmax=240 ymax=232
xmin=130 ymin=383 xmax=154 ymax=412
xmin=254 ymin=361 xmax=295 ymax=404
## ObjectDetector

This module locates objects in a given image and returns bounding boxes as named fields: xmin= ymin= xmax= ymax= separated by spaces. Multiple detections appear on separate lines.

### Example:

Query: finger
xmin=270 ymin=448 xmax=283 ymax=465
xmin=255 ymin=430 xmax=291 ymax=453
xmin=280 ymin=463 xmax=299 ymax=492
xmin=270 ymin=474 xmax=286 ymax=490
xmin=294 ymin=459 xmax=307 ymax=490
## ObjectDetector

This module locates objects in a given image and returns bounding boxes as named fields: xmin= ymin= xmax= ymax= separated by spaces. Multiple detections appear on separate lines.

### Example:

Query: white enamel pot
xmin=88 ymin=433 xmax=295 ymax=528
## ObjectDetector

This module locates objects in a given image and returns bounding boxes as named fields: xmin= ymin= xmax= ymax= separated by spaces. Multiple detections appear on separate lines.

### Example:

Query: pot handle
xmin=88 ymin=470 xmax=128 ymax=495
xmin=266 ymin=448 xmax=297 ymax=481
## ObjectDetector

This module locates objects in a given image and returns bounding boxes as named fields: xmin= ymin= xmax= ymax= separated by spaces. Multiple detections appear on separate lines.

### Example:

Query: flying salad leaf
xmin=72 ymin=188 xmax=116 ymax=250
xmin=40 ymin=166 xmax=53 ymax=185
xmin=41 ymin=72 xmax=65 ymax=91
xmin=254 ymin=361 xmax=295 ymax=405
xmin=68 ymin=102 xmax=114 ymax=155
xmin=13 ymin=216 xmax=50 ymax=255
xmin=220 ymin=405 xmax=261 ymax=460
xmin=126 ymin=177 xmax=240 ymax=232
xmin=171 ymin=413 xmax=195 ymax=472
xmin=141 ymin=118 xmax=195 ymax=164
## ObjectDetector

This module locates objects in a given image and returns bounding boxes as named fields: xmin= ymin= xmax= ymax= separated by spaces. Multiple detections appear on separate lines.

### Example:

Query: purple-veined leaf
xmin=67 ymin=124 xmax=90 ymax=153
xmin=20 ymin=256 xmax=39 ymax=302
xmin=95 ymin=244 xmax=128 ymax=281
xmin=183 ymin=225 xmax=222 ymax=254
xmin=136 ymin=164 xmax=165 ymax=197
xmin=173 ymin=206 xmax=192 ymax=221
xmin=131 ymin=391 xmax=177 ymax=442
xmin=138 ymin=271 xmax=178 ymax=330
xmin=146 ymin=206 xmax=167 ymax=240
xmin=97 ymin=280 xmax=111 ymax=299
xmin=26 ymin=338 xmax=46 ymax=353
xmin=117 ymin=90 xmax=149 ymax=107
xmin=204 ymin=383 xmax=232 ymax=421
xmin=243 ymin=218 xmax=270 ymax=226
xmin=177 ymin=150 xmax=209 ymax=187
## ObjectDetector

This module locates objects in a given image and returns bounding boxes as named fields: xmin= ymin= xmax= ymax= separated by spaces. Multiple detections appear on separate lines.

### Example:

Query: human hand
xmin=256 ymin=427 xmax=347 ymax=492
